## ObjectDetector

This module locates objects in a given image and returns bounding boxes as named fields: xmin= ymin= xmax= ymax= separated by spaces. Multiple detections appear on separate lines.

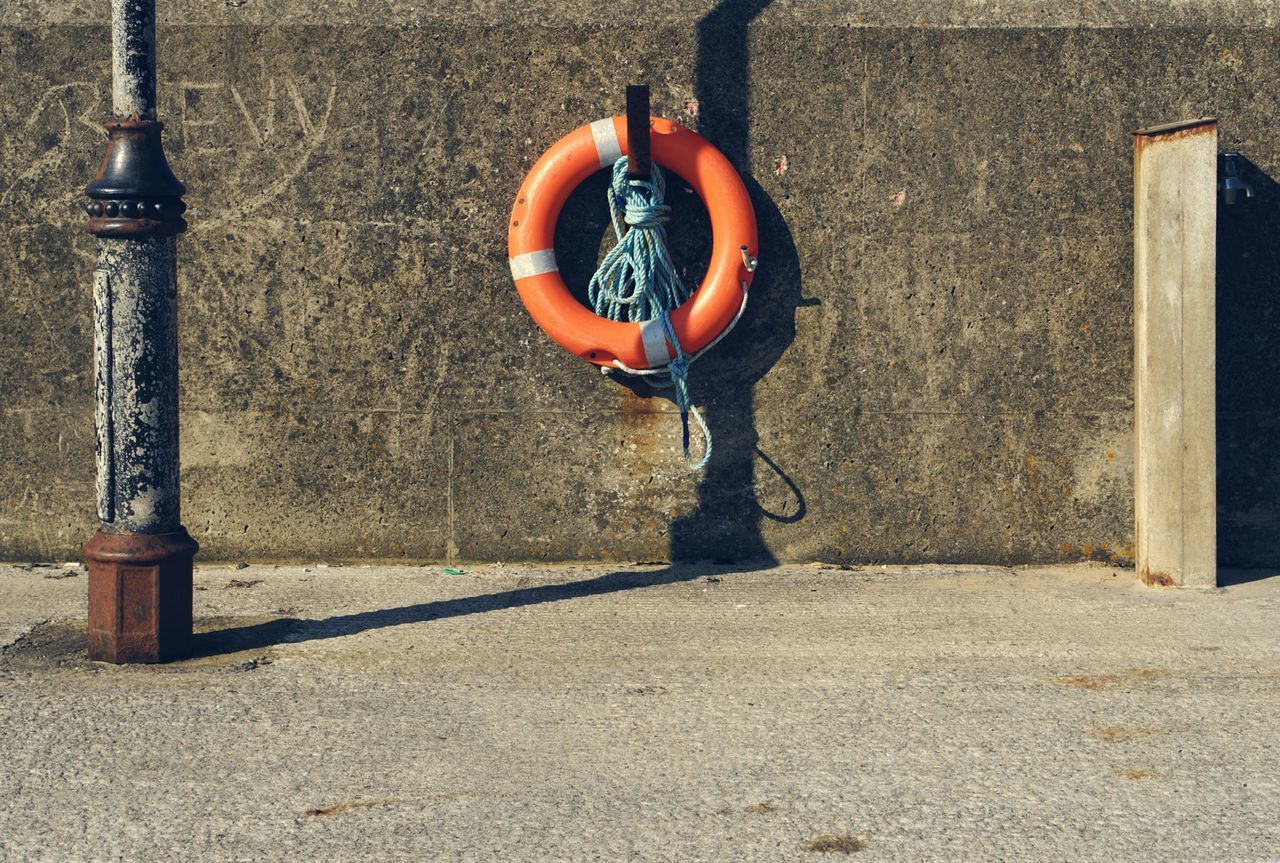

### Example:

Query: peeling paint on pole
xmin=96 ymin=236 xmax=181 ymax=533
xmin=93 ymin=267 xmax=115 ymax=524
xmin=112 ymin=0 xmax=157 ymax=119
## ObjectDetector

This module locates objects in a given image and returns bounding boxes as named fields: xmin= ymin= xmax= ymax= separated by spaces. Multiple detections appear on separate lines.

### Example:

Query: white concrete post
xmin=1133 ymin=118 xmax=1217 ymax=588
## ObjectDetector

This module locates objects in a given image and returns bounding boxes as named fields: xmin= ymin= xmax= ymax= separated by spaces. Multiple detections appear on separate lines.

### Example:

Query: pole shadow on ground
xmin=193 ymin=0 xmax=809 ymax=658
xmin=189 ymin=563 xmax=754 ymax=656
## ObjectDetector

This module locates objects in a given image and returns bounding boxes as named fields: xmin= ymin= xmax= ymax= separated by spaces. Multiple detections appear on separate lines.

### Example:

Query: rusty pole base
xmin=84 ymin=528 xmax=198 ymax=663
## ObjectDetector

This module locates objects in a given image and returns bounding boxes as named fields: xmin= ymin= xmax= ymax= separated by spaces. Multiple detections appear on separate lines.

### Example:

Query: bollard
xmin=1132 ymin=118 xmax=1218 ymax=588
xmin=83 ymin=0 xmax=197 ymax=662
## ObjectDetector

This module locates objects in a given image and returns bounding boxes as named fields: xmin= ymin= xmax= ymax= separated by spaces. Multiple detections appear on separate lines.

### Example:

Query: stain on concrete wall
xmin=1 ymin=6 xmax=1277 ymax=563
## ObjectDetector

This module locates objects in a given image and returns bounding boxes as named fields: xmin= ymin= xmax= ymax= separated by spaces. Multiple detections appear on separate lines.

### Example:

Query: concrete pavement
xmin=1 ymin=562 xmax=1277 ymax=861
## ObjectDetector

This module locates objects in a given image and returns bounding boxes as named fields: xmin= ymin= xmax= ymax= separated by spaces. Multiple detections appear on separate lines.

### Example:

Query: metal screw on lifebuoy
xmin=82 ymin=0 xmax=197 ymax=663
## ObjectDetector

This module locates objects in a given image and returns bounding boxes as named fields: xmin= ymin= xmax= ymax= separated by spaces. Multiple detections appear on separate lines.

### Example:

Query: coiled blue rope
xmin=588 ymin=157 xmax=711 ymax=470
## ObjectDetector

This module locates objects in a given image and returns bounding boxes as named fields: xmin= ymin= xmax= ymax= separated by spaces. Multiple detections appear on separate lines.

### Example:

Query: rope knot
xmin=621 ymin=178 xmax=671 ymax=229
xmin=667 ymin=355 xmax=690 ymax=384
xmin=587 ymin=156 xmax=711 ymax=470
xmin=623 ymin=200 xmax=671 ymax=229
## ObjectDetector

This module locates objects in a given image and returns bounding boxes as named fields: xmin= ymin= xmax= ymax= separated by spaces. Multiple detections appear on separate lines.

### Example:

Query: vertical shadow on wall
xmin=545 ymin=0 xmax=807 ymax=564
xmin=661 ymin=0 xmax=806 ymax=563
xmin=1216 ymin=156 xmax=1280 ymax=574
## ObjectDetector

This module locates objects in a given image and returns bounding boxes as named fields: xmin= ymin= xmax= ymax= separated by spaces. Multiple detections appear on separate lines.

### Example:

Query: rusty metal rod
xmin=626 ymin=84 xmax=650 ymax=179
xmin=83 ymin=0 xmax=197 ymax=663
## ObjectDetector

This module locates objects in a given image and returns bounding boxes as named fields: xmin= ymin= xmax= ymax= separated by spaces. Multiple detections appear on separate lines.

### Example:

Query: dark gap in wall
xmin=1216 ymin=154 xmax=1280 ymax=577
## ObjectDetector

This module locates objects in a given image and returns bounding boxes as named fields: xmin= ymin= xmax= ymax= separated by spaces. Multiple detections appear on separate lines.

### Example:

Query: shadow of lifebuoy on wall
xmin=666 ymin=0 xmax=811 ymax=564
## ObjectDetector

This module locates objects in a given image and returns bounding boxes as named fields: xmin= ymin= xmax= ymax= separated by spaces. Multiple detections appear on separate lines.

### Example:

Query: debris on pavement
xmin=805 ymin=834 xmax=867 ymax=854
xmin=226 ymin=579 xmax=263 ymax=589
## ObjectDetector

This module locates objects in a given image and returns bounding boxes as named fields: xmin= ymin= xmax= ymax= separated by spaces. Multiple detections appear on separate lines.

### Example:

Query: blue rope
xmin=588 ymin=157 xmax=711 ymax=470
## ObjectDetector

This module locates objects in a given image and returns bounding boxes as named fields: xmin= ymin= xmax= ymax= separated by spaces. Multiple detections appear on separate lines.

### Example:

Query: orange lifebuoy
xmin=508 ymin=116 xmax=758 ymax=371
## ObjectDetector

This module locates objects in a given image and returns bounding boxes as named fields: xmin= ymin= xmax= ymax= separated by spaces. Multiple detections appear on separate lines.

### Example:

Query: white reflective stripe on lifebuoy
xmin=509 ymin=249 xmax=558 ymax=280
xmin=638 ymin=318 xmax=670 ymax=368
xmin=590 ymin=118 xmax=622 ymax=168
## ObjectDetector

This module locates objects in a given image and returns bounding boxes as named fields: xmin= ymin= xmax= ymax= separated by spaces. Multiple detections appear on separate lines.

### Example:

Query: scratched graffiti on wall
xmin=0 ymin=82 xmax=103 ymax=221
xmin=175 ymin=75 xmax=339 ymax=229
xmin=0 ymin=75 xmax=338 ymax=230
xmin=179 ymin=78 xmax=333 ymax=151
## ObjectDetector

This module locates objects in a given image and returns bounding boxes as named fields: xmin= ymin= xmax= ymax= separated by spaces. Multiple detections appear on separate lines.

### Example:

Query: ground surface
xmin=0 ymin=561 xmax=1277 ymax=862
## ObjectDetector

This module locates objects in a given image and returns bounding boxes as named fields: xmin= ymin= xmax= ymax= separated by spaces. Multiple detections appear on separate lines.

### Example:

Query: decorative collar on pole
xmin=84 ymin=118 xmax=187 ymax=237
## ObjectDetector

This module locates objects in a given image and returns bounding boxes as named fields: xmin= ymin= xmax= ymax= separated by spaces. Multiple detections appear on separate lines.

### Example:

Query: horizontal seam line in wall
xmin=5 ymin=22 xmax=1279 ymax=31
xmin=181 ymin=407 xmax=1132 ymax=417
xmin=10 ymin=218 xmax=1130 ymax=233
xmin=2 ymin=406 xmax=1133 ymax=418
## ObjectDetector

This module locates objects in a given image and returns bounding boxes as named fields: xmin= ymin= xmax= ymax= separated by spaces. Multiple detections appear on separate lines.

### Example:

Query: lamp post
xmin=83 ymin=0 xmax=196 ymax=662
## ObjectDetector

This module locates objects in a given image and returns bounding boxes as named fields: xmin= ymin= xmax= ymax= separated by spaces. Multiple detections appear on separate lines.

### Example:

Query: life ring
xmin=508 ymin=115 xmax=758 ymax=371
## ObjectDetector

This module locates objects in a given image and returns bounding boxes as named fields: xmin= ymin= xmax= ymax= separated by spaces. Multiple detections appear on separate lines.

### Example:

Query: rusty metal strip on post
xmin=626 ymin=84 xmax=650 ymax=180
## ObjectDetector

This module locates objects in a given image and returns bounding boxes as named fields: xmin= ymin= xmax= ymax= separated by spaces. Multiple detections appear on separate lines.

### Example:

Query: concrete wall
xmin=3 ymin=2 xmax=1279 ymax=565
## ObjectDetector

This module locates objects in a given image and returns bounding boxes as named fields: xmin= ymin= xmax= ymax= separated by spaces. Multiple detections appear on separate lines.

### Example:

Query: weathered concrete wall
xmin=2 ymin=2 xmax=1279 ymax=564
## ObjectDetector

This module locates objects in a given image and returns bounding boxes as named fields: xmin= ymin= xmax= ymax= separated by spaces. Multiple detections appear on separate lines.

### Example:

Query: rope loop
xmin=588 ymin=157 xmax=711 ymax=470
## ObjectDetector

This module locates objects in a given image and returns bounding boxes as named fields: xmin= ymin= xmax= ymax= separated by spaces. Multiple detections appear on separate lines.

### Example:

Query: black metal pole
xmin=83 ymin=0 xmax=196 ymax=663
xmin=626 ymin=84 xmax=650 ymax=180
